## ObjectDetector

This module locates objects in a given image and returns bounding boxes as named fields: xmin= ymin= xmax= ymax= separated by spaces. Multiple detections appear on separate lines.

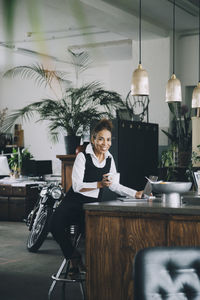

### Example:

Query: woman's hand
xmin=135 ymin=190 xmax=144 ymax=199
xmin=97 ymin=173 xmax=112 ymax=188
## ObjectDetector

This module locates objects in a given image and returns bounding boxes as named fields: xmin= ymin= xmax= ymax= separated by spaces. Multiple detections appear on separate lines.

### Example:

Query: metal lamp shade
xmin=192 ymin=82 xmax=200 ymax=108
xmin=165 ymin=74 xmax=182 ymax=102
xmin=131 ymin=64 xmax=149 ymax=96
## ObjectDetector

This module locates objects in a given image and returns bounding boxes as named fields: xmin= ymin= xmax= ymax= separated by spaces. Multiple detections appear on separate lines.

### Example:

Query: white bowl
xmin=151 ymin=182 xmax=192 ymax=194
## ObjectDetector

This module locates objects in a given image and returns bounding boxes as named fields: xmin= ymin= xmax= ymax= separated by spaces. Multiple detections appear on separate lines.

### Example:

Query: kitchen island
xmin=84 ymin=194 xmax=200 ymax=300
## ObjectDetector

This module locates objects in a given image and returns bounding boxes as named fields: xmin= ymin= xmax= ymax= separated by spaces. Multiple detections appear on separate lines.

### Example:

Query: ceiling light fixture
xmin=166 ymin=0 xmax=182 ymax=103
xmin=191 ymin=0 xmax=200 ymax=117
xmin=131 ymin=0 xmax=149 ymax=96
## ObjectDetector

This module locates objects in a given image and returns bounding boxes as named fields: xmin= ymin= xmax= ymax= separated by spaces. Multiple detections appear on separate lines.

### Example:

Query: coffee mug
xmin=106 ymin=172 xmax=120 ymax=184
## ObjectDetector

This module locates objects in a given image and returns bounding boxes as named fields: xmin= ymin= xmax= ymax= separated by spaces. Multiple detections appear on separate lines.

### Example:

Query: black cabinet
xmin=102 ymin=120 xmax=158 ymax=200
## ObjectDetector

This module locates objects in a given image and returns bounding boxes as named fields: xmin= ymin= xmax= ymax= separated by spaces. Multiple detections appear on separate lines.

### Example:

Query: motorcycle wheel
xmin=27 ymin=206 xmax=53 ymax=252
xmin=26 ymin=206 xmax=39 ymax=230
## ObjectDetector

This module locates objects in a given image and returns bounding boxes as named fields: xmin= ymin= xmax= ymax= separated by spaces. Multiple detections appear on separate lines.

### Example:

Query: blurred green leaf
xmin=3 ymin=0 xmax=17 ymax=42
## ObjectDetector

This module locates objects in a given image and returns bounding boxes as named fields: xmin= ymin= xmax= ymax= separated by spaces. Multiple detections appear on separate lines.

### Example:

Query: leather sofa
xmin=133 ymin=247 xmax=200 ymax=299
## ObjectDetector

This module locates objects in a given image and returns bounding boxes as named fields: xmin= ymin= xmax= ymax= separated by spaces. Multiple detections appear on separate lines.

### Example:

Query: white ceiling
xmin=0 ymin=0 xmax=199 ymax=65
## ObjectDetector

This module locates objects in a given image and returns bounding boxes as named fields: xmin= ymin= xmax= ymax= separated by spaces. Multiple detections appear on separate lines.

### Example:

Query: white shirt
xmin=72 ymin=143 xmax=137 ymax=198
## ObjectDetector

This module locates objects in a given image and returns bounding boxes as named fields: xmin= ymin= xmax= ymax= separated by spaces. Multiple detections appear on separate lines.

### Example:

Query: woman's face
xmin=92 ymin=129 xmax=112 ymax=155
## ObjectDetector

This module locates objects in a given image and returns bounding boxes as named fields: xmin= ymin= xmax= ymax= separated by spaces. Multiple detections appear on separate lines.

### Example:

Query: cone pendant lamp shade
xmin=166 ymin=74 xmax=182 ymax=102
xmin=192 ymin=82 xmax=200 ymax=108
xmin=131 ymin=64 xmax=149 ymax=96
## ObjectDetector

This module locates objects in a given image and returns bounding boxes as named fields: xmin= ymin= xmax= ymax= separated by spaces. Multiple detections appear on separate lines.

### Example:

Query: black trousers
xmin=50 ymin=188 xmax=97 ymax=259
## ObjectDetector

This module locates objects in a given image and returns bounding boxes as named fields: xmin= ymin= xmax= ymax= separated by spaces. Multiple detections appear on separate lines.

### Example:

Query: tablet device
xmin=118 ymin=175 xmax=158 ymax=202
xmin=143 ymin=175 xmax=158 ymax=197
xmin=117 ymin=196 xmax=148 ymax=202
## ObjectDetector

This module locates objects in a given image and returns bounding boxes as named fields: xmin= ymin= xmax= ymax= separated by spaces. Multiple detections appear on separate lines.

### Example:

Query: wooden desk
xmin=0 ymin=181 xmax=39 ymax=221
xmin=56 ymin=155 xmax=76 ymax=192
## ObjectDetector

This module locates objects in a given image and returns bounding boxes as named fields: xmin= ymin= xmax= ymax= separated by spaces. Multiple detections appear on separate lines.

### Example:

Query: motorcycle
xmin=26 ymin=181 xmax=64 ymax=252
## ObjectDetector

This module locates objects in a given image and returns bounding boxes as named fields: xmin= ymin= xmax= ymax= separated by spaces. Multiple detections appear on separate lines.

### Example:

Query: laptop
xmin=118 ymin=175 xmax=158 ymax=202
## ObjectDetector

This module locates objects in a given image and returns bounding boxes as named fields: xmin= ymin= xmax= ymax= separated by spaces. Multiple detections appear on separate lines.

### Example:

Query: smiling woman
xmin=50 ymin=118 xmax=144 ymax=276
xmin=91 ymin=123 xmax=112 ymax=163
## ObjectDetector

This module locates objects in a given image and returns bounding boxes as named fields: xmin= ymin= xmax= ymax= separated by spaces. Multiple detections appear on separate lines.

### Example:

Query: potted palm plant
xmin=3 ymin=50 xmax=125 ymax=153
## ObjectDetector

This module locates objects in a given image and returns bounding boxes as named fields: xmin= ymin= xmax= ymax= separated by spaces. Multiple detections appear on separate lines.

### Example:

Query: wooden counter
xmin=84 ymin=195 xmax=200 ymax=300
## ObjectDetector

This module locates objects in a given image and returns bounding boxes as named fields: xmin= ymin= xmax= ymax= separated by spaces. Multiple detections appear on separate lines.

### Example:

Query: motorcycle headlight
xmin=40 ymin=187 xmax=48 ymax=197
xmin=51 ymin=187 xmax=62 ymax=200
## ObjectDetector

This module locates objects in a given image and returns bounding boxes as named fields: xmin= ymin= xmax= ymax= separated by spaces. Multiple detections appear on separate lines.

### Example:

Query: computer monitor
xmin=35 ymin=160 xmax=52 ymax=176
xmin=23 ymin=160 xmax=52 ymax=177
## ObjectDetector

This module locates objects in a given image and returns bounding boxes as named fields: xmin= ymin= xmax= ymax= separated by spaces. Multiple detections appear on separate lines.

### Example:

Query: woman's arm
xmin=79 ymin=179 xmax=111 ymax=192
xmin=108 ymin=156 xmax=143 ymax=198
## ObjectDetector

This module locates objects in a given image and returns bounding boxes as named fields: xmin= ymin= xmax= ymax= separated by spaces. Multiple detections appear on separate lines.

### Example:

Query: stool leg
xmin=61 ymin=278 xmax=85 ymax=300
xmin=48 ymin=258 xmax=67 ymax=300
xmin=79 ymin=281 xmax=85 ymax=300
xmin=48 ymin=227 xmax=84 ymax=300
xmin=61 ymin=260 xmax=70 ymax=300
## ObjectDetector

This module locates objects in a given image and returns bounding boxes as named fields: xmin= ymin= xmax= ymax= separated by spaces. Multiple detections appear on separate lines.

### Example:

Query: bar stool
xmin=48 ymin=225 xmax=85 ymax=300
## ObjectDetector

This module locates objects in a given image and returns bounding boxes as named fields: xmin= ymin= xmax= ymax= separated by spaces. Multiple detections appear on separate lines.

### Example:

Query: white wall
xmin=0 ymin=71 xmax=66 ymax=174
xmin=132 ymin=37 xmax=170 ymax=146
xmin=177 ymin=34 xmax=198 ymax=100
xmin=0 ymin=37 xmax=171 ymax=173
xmin=108 ymin=60 xmax=132 ymax=98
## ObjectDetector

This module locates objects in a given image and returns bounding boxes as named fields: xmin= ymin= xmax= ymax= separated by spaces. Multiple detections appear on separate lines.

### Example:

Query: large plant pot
xmin=178 ymin=151 xmax=191 ymax=167
xmin=64 ymin=136 xmax=81 ymax=154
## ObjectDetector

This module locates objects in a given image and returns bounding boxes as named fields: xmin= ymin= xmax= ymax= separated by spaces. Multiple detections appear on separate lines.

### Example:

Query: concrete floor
xmin=0 ymin=221 xmax=85 ymax=300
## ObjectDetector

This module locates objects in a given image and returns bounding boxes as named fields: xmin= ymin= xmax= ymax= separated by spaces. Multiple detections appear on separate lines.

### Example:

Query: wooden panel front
xmin=56 ymin=155 xmax=76 ymax=192
xmin=0 ymin=185 xmax=12 ymax=196
xmin=62 ymin=160 xmax=74 ymax=192
xmin=122 ymin=217 xmax=167 ymax=299
xmin=168 ymin=215 xmax=200 ymax=246
xmin=9 ymin=197 xmax=26 ymax=221
xmin=86 ymin=214 xmax=122 ymax=300
xmin=85 ymin=211 xmax=167 ymax=300
xmin=0 ymin=196 xmax=9 ymax=220
xmin=12 ymin=186 xmax=26 ymax=196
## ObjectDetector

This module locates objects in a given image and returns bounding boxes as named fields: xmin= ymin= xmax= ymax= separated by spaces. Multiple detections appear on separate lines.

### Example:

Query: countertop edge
xmin=83 ymin=199 xmax=200 ymax=215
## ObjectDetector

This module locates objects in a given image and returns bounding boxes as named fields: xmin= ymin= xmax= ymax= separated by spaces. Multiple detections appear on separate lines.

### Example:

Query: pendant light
xmin=166 ymin=0 xmax=182 ymax=102
xmin=131 ymin=0 xmax=149 ymax=96
xmin=192 ymin=0 xmax=200 ymax=117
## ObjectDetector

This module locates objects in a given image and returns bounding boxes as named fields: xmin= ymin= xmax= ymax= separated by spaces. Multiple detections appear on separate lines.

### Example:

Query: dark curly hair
xmin=91 ymin=119 xmax=113 ymax=139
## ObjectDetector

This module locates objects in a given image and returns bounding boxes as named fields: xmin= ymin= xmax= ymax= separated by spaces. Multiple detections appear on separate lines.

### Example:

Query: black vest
xmin=67 ymin=152 xmax=111 ymax=203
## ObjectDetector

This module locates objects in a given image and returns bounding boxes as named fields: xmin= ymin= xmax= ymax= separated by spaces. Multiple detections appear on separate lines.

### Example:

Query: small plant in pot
xmin=3 ymin=50 xmax=125 ymax=154
xmin=9 ymin=147 xmax=33 ymax=178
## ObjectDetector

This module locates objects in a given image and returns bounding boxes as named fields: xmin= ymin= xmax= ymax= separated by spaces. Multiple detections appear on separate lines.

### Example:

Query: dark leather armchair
xmin=133 ymin=247 xmax=200 ymax=300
